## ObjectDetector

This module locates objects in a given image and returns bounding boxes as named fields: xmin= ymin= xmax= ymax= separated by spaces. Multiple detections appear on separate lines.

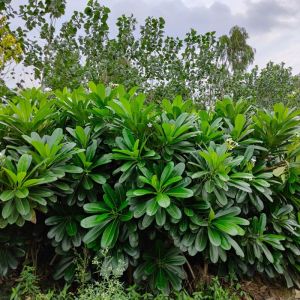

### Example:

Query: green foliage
xmin=112 ymin=128 xmax=160 ymax=183
xmin=127 ymin=162 xmax=193 ymax=227
xmin=0 ymin=84 xmax=300 ymax=294
xmin=0 ymin=89 xmax=56 ymax=144
xmin=10 ymin=265 xmax=41 ymax=300
xmin=134 ymin=241 xmax=186 ymax=293
xmin=0 ymin=153 xmax=57 ymax=226
xmin=81 ymin=183 xmax=133 ymax=249
xmin=0 ymin=231 xmax=25 ymax=276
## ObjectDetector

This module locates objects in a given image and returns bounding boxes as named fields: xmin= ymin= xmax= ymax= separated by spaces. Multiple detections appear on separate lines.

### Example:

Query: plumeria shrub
xmin=0 ymin=83 xmax=300 ymax=293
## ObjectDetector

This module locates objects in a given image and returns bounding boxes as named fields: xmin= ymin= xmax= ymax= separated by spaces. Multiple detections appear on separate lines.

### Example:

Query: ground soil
xmin=239 ymin=278 xmax=298 ymax=300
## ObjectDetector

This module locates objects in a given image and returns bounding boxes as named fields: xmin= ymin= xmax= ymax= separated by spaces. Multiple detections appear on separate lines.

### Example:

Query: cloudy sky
xmin=56 ymin=0 xmax=300 ymax=74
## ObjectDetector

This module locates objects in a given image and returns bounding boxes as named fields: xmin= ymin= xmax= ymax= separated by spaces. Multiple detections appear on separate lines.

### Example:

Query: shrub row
xmin=0 ymin=83 xmax=300 ymax=293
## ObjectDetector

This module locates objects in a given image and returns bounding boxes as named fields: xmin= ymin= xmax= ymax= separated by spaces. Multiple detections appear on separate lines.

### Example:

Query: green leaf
xmin=146 ymin=198 xmax=159 ymax=216
xmin=75 ymin=126 xmax=88 ymax=147
xmin=83 ymin=176 xmax=93 ymax=190
xmin=191 ymin=171 xmax=209 ymax=179
xmin=15 ymin=198 xmax=30 ymax=216
xmin=17 ymin=154 xmax=32 ymax=173
xmin=89 ymin=173 xmax=106 ymax=184
xmin=63 ymin=165 xmax=83 ymax=173
xmin=0 ymin=190 xmax=15 ymax=202
xmin=166 ymin=204 xmax=182 ymax=219
xmin=208 ymin=227 xmax=221 ymax=246
xmin=160 ymin=162 xmax=174 ymax=186
xmin=195 ymin=229 xmax=207 ymax=252
xmin=83 ymin=223 xmax=107 ymax=244
xmin=66 ymin=221 xmax=78 ymax=237
xmin=80 ymin=214 xmax=110 ymax=228
xmin=132 ymin=189 xmax=153 ymax=196
xmin=231 ymin=172 xmax=253 ymax=180
xmin=156 ymin=269 xmax=167 ymax=291
xmin=3 ymin=168 xmax=18 ymax=184
xmin=166 ymin=187 xmax=193 ymax=198
xmin=86 ymin=140 xmax=97 ymax=161
xmin=2 ymin=200 xmax=13 ymax=219
xmin=155 ymin=208 xmax=166 ymax=226
xmin=214 ymin=189 xmax=227 ymax=206
xmin=15 ymin=188 xmax=29 ymax=199
xmin=260 ymin=243 xmax=274 ymax=263
xmin=156 ymin=193 xmax=170 ymax=208
xmin=83 ymin=203 xmax=109 ymax=213
xmin=213 ymin=220 xmax=239 ymax=236
xmin=101 ymin=220 xmax=119 ymax=248
xmin=209 ymin=244 xmax=219 ymax=263
xmin=226 ymin=236 xmax=244 ymax=257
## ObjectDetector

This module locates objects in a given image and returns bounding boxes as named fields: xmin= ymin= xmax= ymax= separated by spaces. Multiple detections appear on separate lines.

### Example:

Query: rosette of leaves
xmin=165 ymin=197 xmax=211 ymax=256
xmin=215 ymin=97 xmax=251 ymax=125
xmin=168 ymin=205 xmax=249 ymax=262
xmin=252 ymin=103 xmax=300 ymax=153
xmin=45 ymin=206 xmax=85 ymax=252
xmin=189 ymin=144 xmax=252 ymax=207
xmin=281 ymin=232 xmax=300 ymax=287
xmin=270 ymin=205 xmax=300 ymax=235
xmin=243 ymin=214 xmax=285 ymax=264
xmin=52 ymin=252 xmax=77 ymax=282
xmin=55 ymin=86 xmax=93 ymax=126
xmin=0 ymin=231 xmax=25 ymax=276
xmin=108 ymin=86 xmax=156 ymax=138
xmin=236 ymin=162 xmax=274 ymax=212
xmin=127 ymin=162 xmax=193 ymax=227
xmin=154 ymin=113 xmax=199 ymax=161
xmin=196 ymin=110 xmax=223 ymax=144
xmin=269 ymin=205 xmax=300 ymax=286
xmin=0 ymin=89 xmax=57 ymax=143
xmin=94 ymin=223 xmax=141 ymax=277
xmin=112 ymin=128 xmax=160 ymax=183
xmin=0 ymin=153 xmax=57 ymax=226
xmin=66 ymin=126 xmax=112 ymax=205
xmin=88 ymin=82 xmax=117 ymax=125
xmin=223 ymin=113 xmax=255 ymax=145
xmin=81 ymin=183 xmax=133 ymax=249
xmin=162 ymin=95 xmax=194 ymax=119
xmin=192 ymin=206 xmax=249 ymax=263
xmin=273 ymin=161 xmax=300 ymax=207
xmin=133 ymin=241 xmax=186 ymax=293
xmin=22 ymin=128 xmax=83 ymax=179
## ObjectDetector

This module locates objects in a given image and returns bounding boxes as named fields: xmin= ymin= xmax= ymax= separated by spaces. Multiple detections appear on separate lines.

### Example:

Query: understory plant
xmin=0 ymin=82 xmax=300 ymax=294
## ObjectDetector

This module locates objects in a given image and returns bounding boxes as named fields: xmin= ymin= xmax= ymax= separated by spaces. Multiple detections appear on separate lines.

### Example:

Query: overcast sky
xmin=10 ymin=0 xmax=300 ymax=81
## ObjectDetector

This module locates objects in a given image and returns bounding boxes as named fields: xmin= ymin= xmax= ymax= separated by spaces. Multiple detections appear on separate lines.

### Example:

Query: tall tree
xmin=220 ymin=25 xmax=255 ymax=73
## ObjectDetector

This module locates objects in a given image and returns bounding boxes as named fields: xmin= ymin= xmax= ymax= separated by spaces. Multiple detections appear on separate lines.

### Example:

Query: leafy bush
xmin=0 ymin=82 xmax=300 ymax=294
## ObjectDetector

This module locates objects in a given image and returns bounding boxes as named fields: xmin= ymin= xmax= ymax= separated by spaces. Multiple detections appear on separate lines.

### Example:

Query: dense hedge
xmin=0 ymin=83 xmax=300 ymax=293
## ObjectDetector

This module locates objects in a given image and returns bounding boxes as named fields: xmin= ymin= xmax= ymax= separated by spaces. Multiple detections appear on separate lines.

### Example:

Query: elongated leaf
xmin=0 ymin=190 xmax=15 ymax=201
xmin=166 ymin=204 xmax=182 ymax=219
xmin=83 ymin=203 xmax=109 ymax=213
xmin=208 ymin=227 xmax=221 ymax=246
xmin=15 ymin=198 xmax=30 ymax=216
xmin=146 ymin=198 xmax=159 ymax=216
xmin=81 ymin=214 xmax=110 ymax=228
xmin=156 ymin=193 xmax=170 ymax=208
xmin=166 ymin=187 xmax=193 ymax=198
xmin=132 ymin=189 xmax=154 ymax=196
xmin=195 ymin=229 xmax=207 ymax=252
xmin=101 ymin=220 xmax=119 ymax=248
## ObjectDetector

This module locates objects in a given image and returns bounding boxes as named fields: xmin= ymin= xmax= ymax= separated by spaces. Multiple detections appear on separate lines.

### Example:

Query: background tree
xmin=0 ymin=0 xmax=299 ymax=108
xmin=219 ymin=26 xmax=255 ymax=73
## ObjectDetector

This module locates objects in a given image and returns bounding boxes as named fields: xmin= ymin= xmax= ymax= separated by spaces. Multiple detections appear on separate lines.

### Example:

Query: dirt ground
xmin=239 ymin=279 xmax=299 ymax=300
